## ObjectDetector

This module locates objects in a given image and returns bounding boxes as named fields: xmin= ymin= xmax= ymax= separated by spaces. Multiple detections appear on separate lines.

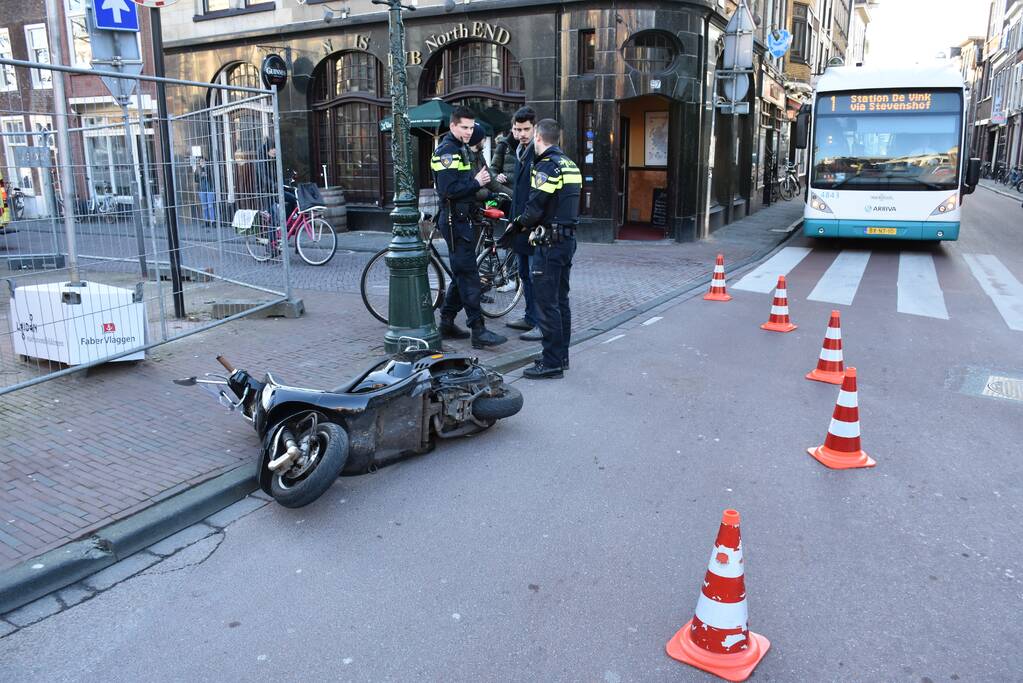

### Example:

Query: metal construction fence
xmin=0 ymin=58 xmax=293 ymax=395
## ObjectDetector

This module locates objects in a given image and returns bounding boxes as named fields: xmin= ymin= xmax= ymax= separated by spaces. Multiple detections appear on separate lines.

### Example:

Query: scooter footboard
xmin=341 ymin=392 xmax=432 ymax=474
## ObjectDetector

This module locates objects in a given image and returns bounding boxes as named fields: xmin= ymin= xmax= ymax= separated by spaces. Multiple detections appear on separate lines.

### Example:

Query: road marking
xmin=963 ymin=254 xmax=1023 ymax=331
xmin=602 ymin=334 xmax=626 ymax=344
xmin=897 ymin=253 xmax=948 ymax=320
xmin=642 ymin=316 xmax=663 ymax=326
xmin=807 ymin=250 xmax=871 ymax=306
xmin=733 ymin=247 xmax=813 ymax=293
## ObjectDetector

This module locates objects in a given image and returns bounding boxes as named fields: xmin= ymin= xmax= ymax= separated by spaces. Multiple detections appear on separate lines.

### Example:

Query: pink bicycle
xmin=246 ymin=197 xmax=338 ymax=267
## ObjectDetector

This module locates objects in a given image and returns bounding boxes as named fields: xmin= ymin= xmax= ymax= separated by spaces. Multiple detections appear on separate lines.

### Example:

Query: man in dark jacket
xmin=431 ymin=107 xmax=507 ymax=349
xmin=503 ymin=106 xmax=542 ymax=341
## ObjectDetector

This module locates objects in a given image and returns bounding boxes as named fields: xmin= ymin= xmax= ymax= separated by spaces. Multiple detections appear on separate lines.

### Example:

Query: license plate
xmin=866 ymin=227 xmax=898 ymax=235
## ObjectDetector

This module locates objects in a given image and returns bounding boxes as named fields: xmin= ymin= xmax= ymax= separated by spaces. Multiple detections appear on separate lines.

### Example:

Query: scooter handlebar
xmin=216 ymin=355 xmax=236 ymax=373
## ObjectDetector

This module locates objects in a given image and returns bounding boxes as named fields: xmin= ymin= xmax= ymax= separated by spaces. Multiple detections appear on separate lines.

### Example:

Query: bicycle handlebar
xmin=216 ymin=355 xmax=237 ymax=373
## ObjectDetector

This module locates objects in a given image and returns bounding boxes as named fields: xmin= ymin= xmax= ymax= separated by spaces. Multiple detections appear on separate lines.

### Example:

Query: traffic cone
xmin=666 ymin=510 xmax=770 ymax=682
xmin=806 ymin=309 xmax=844 ymax=384
xmin=760 ymin=275 xmax=797 ymax=332
xmin=808 ymin=367 xmax=876 ymax=469
xmin=704 ymin=254 xmax=733 ymax=302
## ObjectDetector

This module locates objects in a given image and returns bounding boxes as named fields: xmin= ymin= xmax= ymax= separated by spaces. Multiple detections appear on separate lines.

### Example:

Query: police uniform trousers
xmin=439 ymin=213 xmax=484 ymax=328
xmin=531 ymin=237 xmax=576 ymax=368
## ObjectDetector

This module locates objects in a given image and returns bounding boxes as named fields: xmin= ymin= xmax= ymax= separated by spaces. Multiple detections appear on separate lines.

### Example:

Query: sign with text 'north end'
xmin=820 ymin=92 xmax=961 ymax=115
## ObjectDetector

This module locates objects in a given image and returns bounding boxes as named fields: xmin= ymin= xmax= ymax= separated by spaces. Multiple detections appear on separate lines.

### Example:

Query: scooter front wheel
xmin=269 ymin=420 xmax=349 ymax=508
xmin=472 ymin=386 xmax=523 ymax=421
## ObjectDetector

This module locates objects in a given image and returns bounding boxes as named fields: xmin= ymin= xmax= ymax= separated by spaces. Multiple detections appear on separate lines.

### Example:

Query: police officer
xmin=432 ymin=106 xmax=507 ymax=348
xmin=509 ymin=118 xmax=581 ymax=379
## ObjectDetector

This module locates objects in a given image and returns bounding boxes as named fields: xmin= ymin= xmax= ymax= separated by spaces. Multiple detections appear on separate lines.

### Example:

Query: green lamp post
xmin=373 ymin=0 xmax=442 ymax=353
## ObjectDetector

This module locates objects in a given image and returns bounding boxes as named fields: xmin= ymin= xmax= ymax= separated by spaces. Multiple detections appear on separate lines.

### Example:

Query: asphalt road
xmin=1 ymin=187 xmax=1020 ymax=681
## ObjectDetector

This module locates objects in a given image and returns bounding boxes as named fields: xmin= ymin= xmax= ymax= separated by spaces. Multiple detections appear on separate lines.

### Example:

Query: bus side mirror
xmin=963 ymin=157 xmax=981 ymax=194
xmin=794 ymin=104 xmax=812 ymax=150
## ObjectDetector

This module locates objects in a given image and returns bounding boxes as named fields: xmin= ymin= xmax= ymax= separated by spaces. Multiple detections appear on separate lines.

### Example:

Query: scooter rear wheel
xmin=472 ymin=386 xmax=523 ymax=421
xmin=269 ymin=420 xmax=349 ymax=508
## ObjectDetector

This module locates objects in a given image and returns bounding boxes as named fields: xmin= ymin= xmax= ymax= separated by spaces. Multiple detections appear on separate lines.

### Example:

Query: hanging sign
xmin=767 ymin=29 xmax=793 ymax=59
xmin=261 ymin=54 xmax=289 ymax=89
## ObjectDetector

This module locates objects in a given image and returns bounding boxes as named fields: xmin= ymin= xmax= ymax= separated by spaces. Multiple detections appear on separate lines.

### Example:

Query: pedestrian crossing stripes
xmin=962 ymin=254 xmax=1023 ymax=331
xmin=735 ymin=249 xmax=1023 ymax=331
xmin=733 ymin=247 xmax=813 ymax=292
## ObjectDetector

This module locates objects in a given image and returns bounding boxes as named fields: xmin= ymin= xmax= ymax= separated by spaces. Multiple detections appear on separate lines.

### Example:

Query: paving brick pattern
xmin=0 ymin=201 xmax=801 ymax=569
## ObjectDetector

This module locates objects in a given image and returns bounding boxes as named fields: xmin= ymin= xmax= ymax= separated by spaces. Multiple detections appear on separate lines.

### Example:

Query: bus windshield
xmin=811 ymin=91 xmax=962 ymax=191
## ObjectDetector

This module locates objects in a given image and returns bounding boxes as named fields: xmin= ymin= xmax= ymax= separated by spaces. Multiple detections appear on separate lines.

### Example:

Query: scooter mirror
xmin=173 ymin=377 xmax=198 ymax=386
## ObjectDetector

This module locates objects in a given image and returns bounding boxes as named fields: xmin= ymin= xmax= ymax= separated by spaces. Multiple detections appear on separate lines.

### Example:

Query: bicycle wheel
xmin=295 ymin=217 xmax=338 ymax=266
xmin=245 ymin=216 xmax=277 ymax=263
xmin=780 ymin=178 xmax=796 ymax=201
xmin=360 ymin=248 xmax=445 ymax=324
xmin=477 ymin=247 xmax=522 ymax=319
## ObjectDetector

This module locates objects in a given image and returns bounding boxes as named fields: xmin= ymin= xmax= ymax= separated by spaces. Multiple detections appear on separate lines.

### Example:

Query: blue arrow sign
xmin=767 ymin=29 xmax=792 ymax=59
xmin=93 ymin=0 xmax=140 ymax=32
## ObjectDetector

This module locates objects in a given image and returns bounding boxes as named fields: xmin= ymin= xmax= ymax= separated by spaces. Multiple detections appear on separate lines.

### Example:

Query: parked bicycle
xmin=771 ymin=162 xmax=801 ymax=201
xmin=359 ymin=204 xmax=521 ymax=324
xmin=86 ymin=184 xmax=118 ymax=223
xmin=243 ymin=181 xmax=337 ymax=266
xmin=8 ymin=185 xmax=24 ymax=220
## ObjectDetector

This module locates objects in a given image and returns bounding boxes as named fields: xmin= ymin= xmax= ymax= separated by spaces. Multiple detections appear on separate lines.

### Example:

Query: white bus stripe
xmin=897 ymin=253 xmax=949 ymax=320
xmin=733 ymin=247 xmax=813 ymax=293
xmin=963 ymin=254 xmax=1023 ymax=331
xmin=808 ymin=250 xmax=871 ymax=305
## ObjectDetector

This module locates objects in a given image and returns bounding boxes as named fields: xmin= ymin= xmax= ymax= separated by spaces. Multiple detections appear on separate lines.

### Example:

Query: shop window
xmin=0 ymin=29 xmax=16 ymax=92
xmin=579 ymin=30 xmax=596 ymax=75
xmin=310 ymin=51 xmax=394 ymax=206
xmin=579 ymin=102 xmax=595 ymax=214
xmin=421 ymin=41 xmax=525 ymax=102
xmin=208 ymin=63 xmax=270 ymax=209
xmin=1 ymin=116 xmax=32 ymax=193
xmin=622 ymin=32 xmax=678 ymax=74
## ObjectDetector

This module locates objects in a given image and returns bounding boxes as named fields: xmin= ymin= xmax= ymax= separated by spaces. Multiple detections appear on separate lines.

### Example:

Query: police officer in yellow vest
xmin=508 ymin=118 xmax=582 ymax=379
xmin=431 ymin=106 xmax=507 ymax=349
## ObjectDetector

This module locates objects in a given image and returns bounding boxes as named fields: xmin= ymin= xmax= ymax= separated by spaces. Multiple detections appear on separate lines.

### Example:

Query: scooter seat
xmin=329 ymin=360 xmax=415 ymax=394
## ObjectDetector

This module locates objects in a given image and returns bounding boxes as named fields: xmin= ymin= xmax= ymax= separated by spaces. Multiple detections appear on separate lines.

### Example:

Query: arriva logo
xmin=865 ymin=205 xmax=897 ymax=213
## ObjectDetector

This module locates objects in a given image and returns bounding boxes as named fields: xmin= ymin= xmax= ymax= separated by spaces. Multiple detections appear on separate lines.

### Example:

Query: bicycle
xmin=8 ymin=186 xmax=24 ymax=220
xmin=244 ymin=195 xmax=338 ymax=267
xmin=775 ymin=162 xmax=801 ymax=201
xmin=360 ymin=206 xmax=521 ymax=324
xmin=87 ymin=184 xmax=118 ymax=223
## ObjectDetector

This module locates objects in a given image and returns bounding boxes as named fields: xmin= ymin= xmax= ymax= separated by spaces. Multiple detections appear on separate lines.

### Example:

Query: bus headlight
xmin=930 ymin=195 xmax=958 ymax=215
xmin=810 ymin=193 xmax=833 ymax=214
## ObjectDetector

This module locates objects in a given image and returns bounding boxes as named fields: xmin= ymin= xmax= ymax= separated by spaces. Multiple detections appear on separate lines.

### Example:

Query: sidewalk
xmin=977 ymin=178 xmax=1023 ymax=202
xmin=0 ymin=201 xmax=801 ymax=590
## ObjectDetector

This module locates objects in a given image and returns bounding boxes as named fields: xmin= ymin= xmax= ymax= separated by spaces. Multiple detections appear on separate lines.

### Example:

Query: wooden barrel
xmin=318 ymin=187 xmax=348 ymax=232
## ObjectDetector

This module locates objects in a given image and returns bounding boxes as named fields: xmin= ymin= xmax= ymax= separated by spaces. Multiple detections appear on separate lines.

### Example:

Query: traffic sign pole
xmin=44 ymin=0 xmax=82 ymax=285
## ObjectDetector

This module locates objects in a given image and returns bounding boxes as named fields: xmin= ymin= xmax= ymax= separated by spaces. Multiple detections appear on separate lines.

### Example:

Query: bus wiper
xmin=874 ymin=175 xmax=949 ymax=190
xmin=831 ymin=172 xmax=866 ymax=189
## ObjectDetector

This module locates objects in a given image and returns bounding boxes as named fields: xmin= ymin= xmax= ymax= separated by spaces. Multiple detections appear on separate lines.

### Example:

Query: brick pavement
xmin=0 ymin=200 xmax=802 ymax=570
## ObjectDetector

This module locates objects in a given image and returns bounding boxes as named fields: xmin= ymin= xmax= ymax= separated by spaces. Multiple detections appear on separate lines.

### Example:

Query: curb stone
xmin=0 ymin=463 xmax=257 ymax=616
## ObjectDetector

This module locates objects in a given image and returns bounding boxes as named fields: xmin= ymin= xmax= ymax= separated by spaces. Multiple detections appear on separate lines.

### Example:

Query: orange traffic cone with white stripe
xmin=808 ymin=367 xmax=876 ymax=469
xmin=666 ymin=510 xmax=770 ymax=682
xmin=760 ymin=275 xmax=797 ymax=332
xmin=806 ymin=309 xmax=844 ymax=384
xmin=704 ymin=254 xmax=732 ymax=302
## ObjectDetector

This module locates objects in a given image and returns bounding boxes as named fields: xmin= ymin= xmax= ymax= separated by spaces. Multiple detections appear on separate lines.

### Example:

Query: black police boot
xmin=470 ymin=324 xmax=507 ymax=349
xmin=522 ymin=360 xmax=563 ymax=380
xmin=439 ymin=317 xmax=470 ymax=340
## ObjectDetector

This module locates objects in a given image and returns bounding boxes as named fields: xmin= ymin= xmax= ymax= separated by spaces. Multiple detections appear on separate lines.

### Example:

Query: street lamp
xmin=372 ymin=0 xmax=442 ymax=353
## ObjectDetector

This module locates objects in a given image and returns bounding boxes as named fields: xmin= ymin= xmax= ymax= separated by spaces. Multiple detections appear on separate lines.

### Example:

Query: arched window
xmin=623 ymin=32 xmax=679 ymax=73
xmin=311 ymin=52 xmax=393 ymax=206
xmin=421 ymin=41 xmax=525 ymax=110
xmin=208 ymin=62 xmax=269 ymax=208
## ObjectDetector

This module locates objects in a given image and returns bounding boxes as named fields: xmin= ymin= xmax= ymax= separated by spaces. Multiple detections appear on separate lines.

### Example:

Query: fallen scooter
xmin=174 ymin=339 xmax=523 ymax=508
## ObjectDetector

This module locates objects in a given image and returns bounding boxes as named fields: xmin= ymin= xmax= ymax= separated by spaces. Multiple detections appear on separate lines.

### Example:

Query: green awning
xmin=379 ymin=98 xmax=493 ymax=136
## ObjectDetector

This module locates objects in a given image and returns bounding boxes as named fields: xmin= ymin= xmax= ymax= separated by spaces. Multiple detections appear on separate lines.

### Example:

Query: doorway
xmin=616 ymin=95 xmax=671 ymax=241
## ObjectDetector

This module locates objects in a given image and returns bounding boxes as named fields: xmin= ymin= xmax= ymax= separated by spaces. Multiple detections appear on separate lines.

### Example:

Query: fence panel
xmin=0 ymin=59 xmax=289 ymax=395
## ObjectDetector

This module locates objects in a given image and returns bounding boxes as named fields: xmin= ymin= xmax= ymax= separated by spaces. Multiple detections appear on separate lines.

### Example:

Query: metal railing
xmin=0 ymin=57 xmax=291 ymax=395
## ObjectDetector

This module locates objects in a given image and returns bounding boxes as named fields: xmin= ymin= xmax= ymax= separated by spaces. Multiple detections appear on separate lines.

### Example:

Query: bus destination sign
xmin=822 ymin=92 xmax=960 ymax=114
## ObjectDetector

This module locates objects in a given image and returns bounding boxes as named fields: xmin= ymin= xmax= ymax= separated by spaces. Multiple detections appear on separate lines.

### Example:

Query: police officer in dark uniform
xmin=508 ymin=118 xmax=581 ymax=379
xmin=432 ymin=106 xmax=507 ymax=349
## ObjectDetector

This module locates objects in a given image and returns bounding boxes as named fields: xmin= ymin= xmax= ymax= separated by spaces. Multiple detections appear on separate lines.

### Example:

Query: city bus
xmin=794 ymin=62 xmax=980 ymax=241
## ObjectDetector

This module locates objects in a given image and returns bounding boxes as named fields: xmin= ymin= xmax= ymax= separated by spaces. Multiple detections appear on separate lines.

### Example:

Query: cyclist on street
xmin=432 ymin=106 xmax=507 ymax=349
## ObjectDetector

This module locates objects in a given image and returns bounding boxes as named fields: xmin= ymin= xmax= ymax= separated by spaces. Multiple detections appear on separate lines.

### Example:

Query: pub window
xmin=311 ymin=51 xmax=394 ymax=206
xmin=622 ymin=32 xmax=678 ymax=74
xmin=579 ymin=30 xmax=596 ymax=75
xmin=421 ymin=41 xmax=526 ymax=102
xmin=208 ymin=63 xmax=269 ymax=210
xmin=578 ymin=102 xmax=595 ymax=214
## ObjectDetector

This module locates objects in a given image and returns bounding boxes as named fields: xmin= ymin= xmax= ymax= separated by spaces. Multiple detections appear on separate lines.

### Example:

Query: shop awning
xmin=379 ymin=98 xmax=494 ymax=136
